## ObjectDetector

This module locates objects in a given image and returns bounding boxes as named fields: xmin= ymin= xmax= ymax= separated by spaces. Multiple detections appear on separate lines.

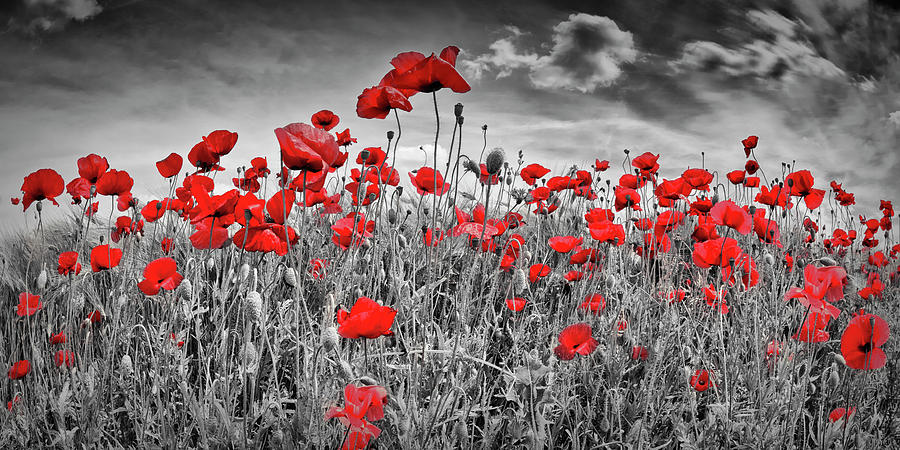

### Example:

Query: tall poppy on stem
xmin=21 ymin=168 xmax=64 ymax=211
xmin=840 ymin=311 xmax=890 ymax=370
xmin=553 ymin=323 xmax=598 ymax=361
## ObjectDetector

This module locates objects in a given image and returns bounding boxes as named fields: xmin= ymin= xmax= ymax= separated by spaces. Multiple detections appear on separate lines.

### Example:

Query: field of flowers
xmin=1 ymin=45 xmax=897 ymax=449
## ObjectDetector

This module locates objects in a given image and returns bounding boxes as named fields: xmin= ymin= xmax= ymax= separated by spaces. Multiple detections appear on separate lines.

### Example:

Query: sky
xmin=1 ymin=0 xmax=899 ymax=229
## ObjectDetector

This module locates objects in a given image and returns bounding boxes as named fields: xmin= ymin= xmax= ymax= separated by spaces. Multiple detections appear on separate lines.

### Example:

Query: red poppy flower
xmin=156 ymin=152 xmax=183 ymax=178
xmin=690 ymin=369 xmax=711 ymax=391
xmin=578 ymin=294 xmax=606 ymax=315
xmin=703 ymin=284 xmax=729 ymax=314
xmin=505 ymin=297 xmax=527 ymax=312
xmin=618 ymin=174 xmax=646 ymax=190
xmin=785 ymin=170 xmax=826 ymax=209
xmin=311 ymin=109 xmax=340 ymax=131
xmin=682 ymin=168 xmax=713 ymax=191
xmin=21 ymin=168 xmax=65 ymax=211
xmin=387 ymin=46 xmax=471 ymax=94
xmin=11 ymin=197 xmax=19 ymax=205
xmin=325 ymin=383 xmax=388 ymax=450
xmin=744 ymin=160 xmax=759 ymax=175
xmin=793 ymin=311 xmax=831 ymax=342
xmin=85 ymin=310 xmax=103 ymax=326
xmin=49 ymin=331 xmax=66 ymax=345
xmin=408 ymin=167 xmax=449 ymax=196
xmin=57 ymin=251 xmax=82 ymax=276
xmin=7 ymin=395 xmax=21 ymax=410
xmin=548 ymin=236 xmax=582 ymax=253
xmin=840 ymin=311 xmax=890 ymax=370
xmin=331 ymin=214 xmax=375 ymax=249
xmin=309 ymin=258 xmax=327 ymax=280
xmin=692 ymin=237 xmax=742 ymax=269
xmin=337 ymin=297 xmax=397 ymax=339
xmin=631 ymin=152 xmax=660 ymax=175
xmin=631 ymin=346 xmax=649 ymax=361
xmin=553 ymin=323 xmax=598 ymax=361
xmin=529 ymin=264 xmax=552 ymax=283
xmin=726 ymin=170 xmax=745 ymax=185
xmin=266 ymin=189 xmax=296 ymax=224
xmin=7 ymin=360 xmax=29 ymax=380
xmin=741 ymin=135 xmax=758 ymax=157
xmin=755 ymin=184 xmax=791 ymax=209
xmin=16 ymin=293 xmax=42 ymax=317
xmin=654 ymin=178 xmax=692 ymax=205
xmin=233 ymin=222 xmax=298 ymax=255
xmin=584 ymin=208 xmax=615 ymax=224
xmin=829 ymin=407 xmax=856 ymax=422
xmin=655 ymin=210 xmax=685 ymax=235
xmin=54 ymin=350 xmax=76 ymax=368
xmin=90 ymin=244 xmax=123 ymax=272
xmin=336 ymin=128 xmax=358 ymax=146
xmin=137 ymin=257 xmax=184 ymax=296
xmin=356 ymin=85 xmax=413 ymax=119
xmin=275 ymin=122 xmax=341 ymax=172
xmin=96 ymin=169 xmax=134 ymax=197
xmin=189 ymin=187 xmax=239 ymax=225
xmin=743 ymin=177 xmax=760 ymax=188
xmin=709 ymin=200 xmax=752 ymax=235
xmin=589 ymin=221 xmax=626 ymax=246
xmin=593 ymin=159 xmax=610 ymax=172
xmin=614 ymin=186 xmax=641 ymax=212
xmin=77 ymin=154 xmax=109 ymax=184
xmin=520 ymin=163 xmax=550 ymax=185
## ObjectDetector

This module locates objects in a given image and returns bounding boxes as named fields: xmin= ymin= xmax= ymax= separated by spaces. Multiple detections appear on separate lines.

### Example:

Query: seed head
xmin=245 ymin=291 xmax=263 ymax=324
xmin=282 ymin=266 xmax=297 ymax=287
xmin=321 ymin=326 xmax=339 ymax=352
xmin=485 ymin=148 xmax=505 ymax=175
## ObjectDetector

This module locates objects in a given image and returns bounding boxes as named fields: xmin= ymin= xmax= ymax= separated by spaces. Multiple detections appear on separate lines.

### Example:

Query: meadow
xmin=1 ymin=45 xmax=897 ymax=449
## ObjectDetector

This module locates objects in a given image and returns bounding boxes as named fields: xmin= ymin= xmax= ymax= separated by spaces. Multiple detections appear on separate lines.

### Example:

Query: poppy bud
xmin=388 ymin=208 xmax=398 ymax=224
xmin=397 ymin=234 xmax=407 ymax=249
xmin=359 ymin=149 xmax=370 ymax=161
xmin=36 ymin=201 xmax=42 ymax=212
xmin=485 ymin=148 xmax=505 ymax=175
xmin=339 ymin=359 xmax=354 ymax=379
xmin=120 ymin=354 xmax=134 ymax=378
xmin=482 ymin=124 xmax=488 ymax=131
xmin=833 ymin=352 xmax=846 ymax=366
xmin=624 ymin=149 xmax=630 ymax=155
xmin=178 ymin=279 xmax=192 ymax=299
xmin=786 ymin=178 xmax=793 ymax=187
xmin=505 ymin=175 xmax=513 ymax=186
xmin=819 ymin=257 xmax=837 ymax=266
xmin=513 ymin=268 xmax=527 ymax=294
xmin=453 ymin=420 xmax=468 ymax=443
xmin=245 ymin=291 xmax=263 ymax=324
xmin=156 ymin=202 xmax=163 ymax=211
xmin=763 ymin=253 xmax=775 ymax=266
xmin=205 ymin=257 xmax=215 ymax=272
xmin=828 ymin=364 xmax=840 ymax=388
xmin=282 ymin=266 xmax=297 ymax=287
xmin=396 ymin=186 xmax=403 ymax=196
xmin=462 ymin=159 xmax=479 ymax=174
xmin=243 ymin=208 xmax=252 ymax=223
xmin=387 ymin=130 xmax=394 ymax=140
xmin=239 ymin=263 xmax=250 ymax=283
xmin=457 ymin=116 xmax=464 ymax=126
xmin=454 ymin=103 xmax=464 ymax=117
xmin=36 ymin=269 xmax=47 ymax=290
xmin=240 ymin=342 xmax=258 ymax=374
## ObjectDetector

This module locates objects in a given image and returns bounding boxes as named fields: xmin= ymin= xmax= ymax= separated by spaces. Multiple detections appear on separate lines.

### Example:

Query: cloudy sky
xmin=1 ymin=0 xmax=899 ymax=228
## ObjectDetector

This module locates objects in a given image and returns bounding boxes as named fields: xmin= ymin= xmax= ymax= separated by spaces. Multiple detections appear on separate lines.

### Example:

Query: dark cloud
xmin=3 ymin=0 xmax=102 ymax=34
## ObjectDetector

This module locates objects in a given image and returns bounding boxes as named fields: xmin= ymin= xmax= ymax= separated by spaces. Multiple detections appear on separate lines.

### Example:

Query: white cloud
xmin=889 ymin=111 xmax=900 ymax=127
xmin=675 ymin=10 xmax=844 ymax=81
xmin=461 ymin=13 xmax=638 ymax=93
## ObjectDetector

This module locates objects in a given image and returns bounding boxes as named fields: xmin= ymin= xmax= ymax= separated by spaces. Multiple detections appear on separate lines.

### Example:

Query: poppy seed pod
xmin=239 ymin=263 xmax=250 ymax=283
xmin=178 ymin=279 xmax=192 ymax=299
xmin=388 ymin=208 xmax=398 ymax=224
xmin=457 ymin=116 xmax=464 ymax=126
xmin=482 ymin=124 xmax=488 ymax=131
xmin=387 ymin=130 xmax=394 ymax=140
xmin=486 ymin=149 xmax=504 ymax=174
xmin=359 ymin=149 xmax=370 ymax=161
xmin=820 ymin=256 xmax=837 ymax=266
xmin=454 ymin=103 xmax=464 ymax=118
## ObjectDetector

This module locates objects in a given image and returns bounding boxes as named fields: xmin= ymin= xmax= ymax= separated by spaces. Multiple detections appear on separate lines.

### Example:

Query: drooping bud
xmin=282 ymin=266 xmax=297 ymax=287
xmin=485 ymin=148 xmax=505 ymax=175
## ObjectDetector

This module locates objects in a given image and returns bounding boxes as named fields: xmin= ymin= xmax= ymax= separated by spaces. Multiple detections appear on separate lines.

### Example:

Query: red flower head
xmin=741 ymin=135 xmax=758 ymax=157
xmin=408 ymin=167 xmax=449 ymax=196
xmin=578 ymin=294 xmax=606 ymax=315
xmin=387 ymin=45 xmax=471 ymax=94
xmin=137 ymin=257 xmax=184 ymax=296
xmin=593 ymin=159 xmax=610 ymax=172
xmin=336 ymin=128 xmax=358 ymax=146
xmin=325 ymin=383 xmax=388 ymax=450
xmin=156 ymin=152 xmax=183 ymax=178
xmin=54 ymin=350 xmax=76 ymax=368
xmin=337 ymin=297 xmax=397 ymax=339
xmin=548 ymin=235 xmax=582 ymax=253
xmin=96 ymin=169 xmax=134 ymax=197
xmin=840 ymin=311 xmax=890 ymax=370
xmin=529 ymin=264 xmax=552 ymax=283
xmin=690 ymin=369 xmax=711 ymax=391
xmin=49 ymin=331 xmax=66 ymax=345
xmin=16 ymin=293 xmax=42 ymax=317
xmin=692 ymin=237 xmax=742 ymax=268
xmin=232 ymin=223 xmax=298 ymax=255
xmin=709 ymin=200 xmax=752 ymax=235
xmin=203 ymin=130 xmax=238 ymax=158
xmin=331 ymin=213 xmax=374 ymax=249
xmin=631 ymin=152 xmax=660 ymax=176
xmin=682 ymin=168 xmax=713 ymax=191
xmin=77 ymin=154 xmax=109 ymax=184
xmin=631 ymin=346 xmax=650 ymax=361
xmin=275 ymin=122 xmax=341 ymax=172
xmin=90 ymin=244 xmax=123 ymax=272
xmin=356 ymin=147 xmax=387 ymax=166
xmin=785 ymin=170 xmax=825 ymax=209
xmin=520 ymin=163 xmax=550 ymax=185
xmin=589 ymin=221 xmax=626 ymax=246
xmin=554 ymin=323 xmax=598 ymax=361
xmin=793 ymin=311 xmax=831 ymax=343
xmin=755 ymin=184 xmax=791 ymax=209
xmin=744 ymin=160 xmax=759 ymax=175
xmin=7 ymin=360 xmax=30 ymax=380
xmin=21 ymin=168 xmax=65 ymax=211
xmin=726 ymin=170 xmax=745 ymax=185
xmin=311 ymin=109 xmax=340 ymax=131
xmin=505 ymin=297 xmax=527 ymax=312
xmin=356 ymin=85 xmax=413 ymax=119
xmin=57 ymin=251 xmax=82 ymax=276
xmin=614 ymin=186 xmax=641 ymax=212
xmin=829 ymin=407 xmax=856 ymax=423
